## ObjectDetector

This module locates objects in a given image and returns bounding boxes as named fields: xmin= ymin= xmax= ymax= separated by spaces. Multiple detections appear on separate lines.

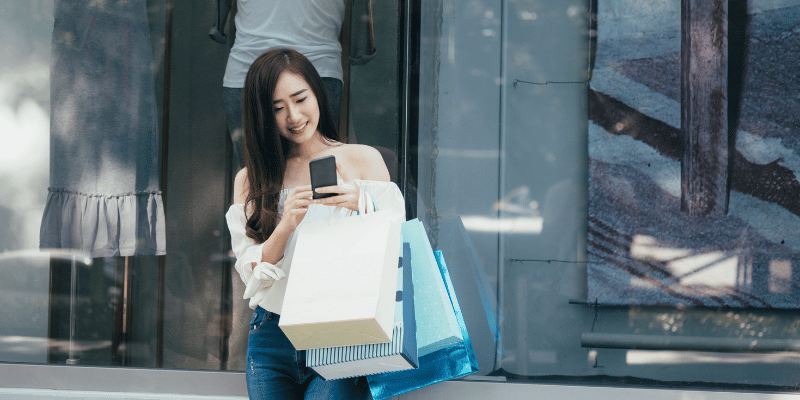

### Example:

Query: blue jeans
xmin=246 ymin=307 xmax=371 ymax=400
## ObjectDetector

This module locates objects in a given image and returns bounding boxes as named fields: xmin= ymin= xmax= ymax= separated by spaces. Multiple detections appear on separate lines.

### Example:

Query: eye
xmin=273 ymin=106 xmax=284 ymax=112
xmin=297 ymin=97 xmax=307 ymax=103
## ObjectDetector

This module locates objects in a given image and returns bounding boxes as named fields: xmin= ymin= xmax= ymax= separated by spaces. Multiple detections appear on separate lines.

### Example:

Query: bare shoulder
xmin=338 ymin=144 xmax=390 ymax=181
xmin=233 ymin=168 xmax=249 ymax=204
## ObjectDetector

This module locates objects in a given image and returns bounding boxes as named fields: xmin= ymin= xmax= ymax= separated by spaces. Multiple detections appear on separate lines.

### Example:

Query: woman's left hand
xmin=313 ymin=162 xmax=362 ymax=212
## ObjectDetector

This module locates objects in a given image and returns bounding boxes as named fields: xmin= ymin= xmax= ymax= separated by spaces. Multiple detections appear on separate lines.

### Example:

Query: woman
xmin=225 ymin=48 xmax=404 ymax=399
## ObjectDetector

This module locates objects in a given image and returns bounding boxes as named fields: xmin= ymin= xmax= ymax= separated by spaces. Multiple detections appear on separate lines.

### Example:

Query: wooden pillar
xmin=680 ymin=0 xmax=728 ymax=217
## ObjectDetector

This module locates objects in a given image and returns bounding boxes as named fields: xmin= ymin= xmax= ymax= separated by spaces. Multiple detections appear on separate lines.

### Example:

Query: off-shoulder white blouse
xmin=225 ymin=180 xmax=405 ymax=314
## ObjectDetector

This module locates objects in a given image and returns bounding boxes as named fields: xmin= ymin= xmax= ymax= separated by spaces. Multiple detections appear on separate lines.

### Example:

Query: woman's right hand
xmin=279 ymin=185 xmax=313 ymax=232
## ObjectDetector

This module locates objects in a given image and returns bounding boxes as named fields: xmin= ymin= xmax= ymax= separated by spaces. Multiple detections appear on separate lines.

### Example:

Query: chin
xmin=283 ymin=131 xmax=312 ymax=145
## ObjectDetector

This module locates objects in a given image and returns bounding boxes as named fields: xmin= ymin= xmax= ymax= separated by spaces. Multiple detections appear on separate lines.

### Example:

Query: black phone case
xmin=309 ymin=155 xmax=337 ymax=199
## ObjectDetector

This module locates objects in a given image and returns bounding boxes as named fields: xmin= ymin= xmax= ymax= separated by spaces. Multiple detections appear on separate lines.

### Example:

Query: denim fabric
xmin=223 ymin=86 xmax=245 ymax=171
xmin=321 ymin=77 xmax=342 ymax=128
xmin=223 ymin=78 xmax=342 ymax=170
xmin=246 ymin=307 xmax=370 ymax=400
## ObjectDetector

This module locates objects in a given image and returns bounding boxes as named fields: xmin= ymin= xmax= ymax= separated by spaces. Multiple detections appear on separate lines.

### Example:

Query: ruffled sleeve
xmin=225 ymin=204 xmax=287 ymax=309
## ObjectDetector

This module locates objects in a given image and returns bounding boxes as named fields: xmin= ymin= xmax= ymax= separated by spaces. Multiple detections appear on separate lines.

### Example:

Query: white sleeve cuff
xmin=253 ymin=260 xmax=287 ymax=281
xmin=243 ymin=258 xmax=285 ymax=300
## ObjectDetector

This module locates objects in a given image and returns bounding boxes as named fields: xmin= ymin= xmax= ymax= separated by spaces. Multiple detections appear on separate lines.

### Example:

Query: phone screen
xmin=309 ymin=155 xmax=337 ymax=199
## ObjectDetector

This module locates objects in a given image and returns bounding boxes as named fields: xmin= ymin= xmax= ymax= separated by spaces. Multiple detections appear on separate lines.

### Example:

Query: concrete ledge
xmin=0 ymin=364 xmax=793 ymax=399
xmin=395 ymin=380 xmax=794 ymax=400
xmin=0 ymin=388 xmax=246 ymax=400
xmin=0 ymin=364 xmax=247 ymax=397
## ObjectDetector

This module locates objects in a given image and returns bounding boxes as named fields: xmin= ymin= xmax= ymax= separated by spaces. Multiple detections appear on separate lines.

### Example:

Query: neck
xmin=289 ymin=131 xmax=330 ymax=159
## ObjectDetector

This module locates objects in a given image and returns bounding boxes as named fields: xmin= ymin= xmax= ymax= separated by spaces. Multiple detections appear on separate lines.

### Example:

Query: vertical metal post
xmin=496 ymin=0 xmax=508 ymax=372
xmin=122 ymin=256 xmax=133 ymax=365
xmin=680 ymin=0 xmax=729 ymax=217
xmin=112 ymin=257 xmax=133 ymax=365
xmin=339 ymin=0 xmax=352 ymax=138
xmin=66 ymin=255 xmax=78 ymax=365
xmin=400 ymin=0 xmax=417 ymax=219
xmin=156 ymin=0 xmax=174 ymax=368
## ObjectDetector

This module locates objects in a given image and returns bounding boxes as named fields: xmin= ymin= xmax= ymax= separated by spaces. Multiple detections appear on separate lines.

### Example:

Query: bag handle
xmin=323 ymin=184 xmax=374 ymax=224
xmin=358 ymin=187 xmax=366 ymax=215
xmin=357 ymin=186 xmax=376 ymax=216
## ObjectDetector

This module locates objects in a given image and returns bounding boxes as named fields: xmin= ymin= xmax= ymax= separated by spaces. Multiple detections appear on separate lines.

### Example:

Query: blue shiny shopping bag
xmin=367 ymin=245 xmax=479 ymax=400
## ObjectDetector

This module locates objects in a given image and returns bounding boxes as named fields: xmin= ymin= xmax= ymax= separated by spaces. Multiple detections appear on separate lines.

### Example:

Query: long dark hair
xmin=241 ymin=48 xmax=341 ymax=242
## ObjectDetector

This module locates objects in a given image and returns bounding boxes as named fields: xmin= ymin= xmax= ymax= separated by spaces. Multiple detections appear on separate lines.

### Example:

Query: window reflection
xmin=1 ymin=0 xmax=405 ymax=372
xmin=416 ymin=0 xmax=800 ymax=392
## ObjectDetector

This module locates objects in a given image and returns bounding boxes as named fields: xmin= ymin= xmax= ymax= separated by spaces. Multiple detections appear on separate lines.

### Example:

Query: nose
xmin=286 ymin=103 xmax=301 ymax=123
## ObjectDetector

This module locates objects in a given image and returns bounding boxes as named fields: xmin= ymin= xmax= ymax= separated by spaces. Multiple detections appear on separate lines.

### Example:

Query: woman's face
xmin=272 ymin=71 xmax=320 ymax=146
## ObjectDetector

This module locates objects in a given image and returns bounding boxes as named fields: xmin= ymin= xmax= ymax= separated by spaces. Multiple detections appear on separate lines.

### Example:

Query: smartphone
xmin=309 ymin=155 xmax=337 ymax=199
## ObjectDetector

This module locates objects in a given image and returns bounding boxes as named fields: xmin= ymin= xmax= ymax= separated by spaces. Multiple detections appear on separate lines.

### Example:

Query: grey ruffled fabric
xmin=40 ymin=189 xmax=166 ymax=257
xmin=41 ymin=0 xmax=166 ymax=257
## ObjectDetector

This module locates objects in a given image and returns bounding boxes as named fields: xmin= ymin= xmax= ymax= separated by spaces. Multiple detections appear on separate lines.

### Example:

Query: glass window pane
xmin=0 ymin=0 xmax=52 ymax=365
xmin=1 ymin=0 xmax=405 ymax=372
xmin=414 ymin=0 xmax=800 ymax=392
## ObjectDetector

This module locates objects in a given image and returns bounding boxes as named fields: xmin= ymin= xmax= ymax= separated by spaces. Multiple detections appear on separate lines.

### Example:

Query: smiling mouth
xmin=288 ymin=121 xmax=308 ymax=133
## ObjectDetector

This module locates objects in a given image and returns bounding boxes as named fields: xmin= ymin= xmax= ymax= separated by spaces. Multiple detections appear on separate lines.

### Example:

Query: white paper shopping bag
xmin=307 ymin=242 xmax=417 ymax=380
xmin=279 ymin=209 xmax=403 ymax=350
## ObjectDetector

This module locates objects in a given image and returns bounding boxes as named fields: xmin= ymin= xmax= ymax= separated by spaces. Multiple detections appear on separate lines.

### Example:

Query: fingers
xmin=285 ymin=197 xmax=312 ymax=212
xmin=279 ymin=186 xmax=313 ymax=231
xmin=287 ymin=207 xmax=309 ymax=218
xmin=314 ymin=182 xmax=357 ymax=195
xmin=285 ymin=178 xmax=363 ymax=212
xmin=288 ymin=199 xmax=312 ymax=210
xmin=284 ymin=186 xmax=313 ymax=215
xmin=319 ymin=192 xmax=357 ymax=204
xmin=313 ymin=192 xmax=359 ymax=210
xmin=286 ymin=186 xmax=313 ymax=208
xmin=289 ymin=185 xmax=313 ymax=199
xmin=286 ymin=207 xmax=309 ymax=226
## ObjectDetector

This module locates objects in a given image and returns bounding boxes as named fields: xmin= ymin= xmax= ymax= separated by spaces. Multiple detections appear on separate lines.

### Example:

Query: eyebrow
xmin=273 ymin=88 xmax=308 ymax=104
